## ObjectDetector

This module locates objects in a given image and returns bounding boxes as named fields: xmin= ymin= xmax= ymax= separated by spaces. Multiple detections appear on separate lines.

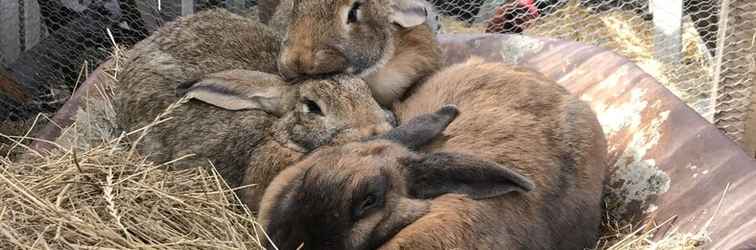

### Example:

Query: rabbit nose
xmin=279 ymin=51 xmax=307 ymax=80
xmin=280 ymin=45 xmax=318 ymax=79
xmin=281 ymin=48 xmax=348 ymax=79
xmin=303 ymin=49 xmax=348 ymax=76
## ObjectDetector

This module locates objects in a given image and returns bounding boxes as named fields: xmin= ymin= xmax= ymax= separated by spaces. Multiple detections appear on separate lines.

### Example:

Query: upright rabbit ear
xmin=372 ymin=104 xmax=459 ymax=150
xmin=390 ymin=0 xmax=429 ymax=28
xmin=402 ymin=152 xmax=535 ymax=200
xmin=176 ymin=69 xmax=293 ymax=116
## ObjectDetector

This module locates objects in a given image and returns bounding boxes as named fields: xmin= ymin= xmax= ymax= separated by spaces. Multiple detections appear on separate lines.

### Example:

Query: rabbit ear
xmin=402 ymin=152 xmax=535 ymax=200
xmin=390 ymin=0 xmax=429 ymax=28
xmin=176 ymin=70 xmax=292 ymax=116
xmin=372 ymin=104 xmax=459 ymax=150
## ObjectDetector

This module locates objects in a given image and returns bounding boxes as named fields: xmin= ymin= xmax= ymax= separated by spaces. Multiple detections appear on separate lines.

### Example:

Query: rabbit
xmin=256 ymin=57 xmax=608 ymax=250
xmin=113 ymin=9 xmax=392 ymax=211
xmin=270 ymin=0 xmax=443 ymax=107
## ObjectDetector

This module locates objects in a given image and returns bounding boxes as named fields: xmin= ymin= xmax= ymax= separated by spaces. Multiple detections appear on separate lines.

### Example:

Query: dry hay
xmin=0 ymin=141 xmax=265 ymax=249
xmin=439 ymin=15 xmax=488 ymax=34
xmin=592 ymin=201 xmax=711 ymax=250
xmin=0 ymin=113 xmax=52 ymax=158
xmin=0 ymin=46 xmax=267 ymax=249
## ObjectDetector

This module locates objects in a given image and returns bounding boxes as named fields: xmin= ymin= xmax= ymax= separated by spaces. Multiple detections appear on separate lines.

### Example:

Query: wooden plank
xmin=225 ymin=0 xmax=245 ymax=13
xmin=23 ymin=0 xmax=42 ymax=49
xmin=0 ymin=0 xmax=21 ymax=64
xmin=137 ymin=0 xmax=183 ymax=32
xmin=181 ymin=0 xmax=194 ymax=16
xmin=651 ymin=0 xmax=683 ymax=64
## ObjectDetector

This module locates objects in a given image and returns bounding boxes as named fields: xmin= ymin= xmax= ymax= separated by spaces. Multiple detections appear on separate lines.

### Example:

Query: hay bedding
xmin=0 ymin=50 xmax=267 ymax=249
xmin=0 ymin=145 xmax=264 ymax=249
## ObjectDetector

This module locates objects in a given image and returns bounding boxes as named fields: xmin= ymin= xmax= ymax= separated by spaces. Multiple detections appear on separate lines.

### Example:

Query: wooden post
xmin=651 ymin=0 xmax=683 ymax=64
xmin=181 ymin=0 xmax=194 ymax=16
xmin=225 ymin=0 xmax=245 ymax=13
xmin=137 ymin=0 xmax=184 ymax=32
xmin=714 ymin=0 xmax=756 ymax=154
xmin=0 ymin=0 xmax=21 ymax=65
xmin=23 ymin=0 xmax=42 ymax=50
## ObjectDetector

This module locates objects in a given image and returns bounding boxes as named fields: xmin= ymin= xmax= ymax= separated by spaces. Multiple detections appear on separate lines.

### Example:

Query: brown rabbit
xmin=114 ymin=9 xmax=392 ymax=210
xmin=272 ymin=0 xmax=443 ymax=107
xmin=257 ymin=58 xmax=608 ymax=249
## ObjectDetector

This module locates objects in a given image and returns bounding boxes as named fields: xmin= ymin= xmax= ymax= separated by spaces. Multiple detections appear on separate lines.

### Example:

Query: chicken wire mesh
xmin=0 ymin=0 xmax=754 ymax=148
xmin=0 ymin=0 xmax=256 ymax=122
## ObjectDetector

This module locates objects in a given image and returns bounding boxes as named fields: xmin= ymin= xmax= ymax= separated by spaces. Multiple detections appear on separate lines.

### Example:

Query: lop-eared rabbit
xmin=114 ymin=9 xmax=392 ymax=210
xmin=257 ymin=58 xmax=609 ymax=249
xmin=268 ymin=0 xmax=443 ymax=107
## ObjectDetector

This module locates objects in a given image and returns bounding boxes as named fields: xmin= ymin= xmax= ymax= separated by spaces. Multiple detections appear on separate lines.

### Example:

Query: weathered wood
xmin=651 ymin=0 xmax=683 ymax=64
xmin=0 ymin=0 xmax=21 ymax=64
xmin=723 ymin=0 xmax=756 ymax=155
xmin=711 ymin=0 xmax=756 ymax=151
xmin=225 ymin=0 xmax=246 ymax=12
xmin=181 ymin=0 xmax=194 ymax=16
xmin=136 ymin=0 xmax=183 ymax=32
xmin=23 ymin=0 xmax=42 ymax=49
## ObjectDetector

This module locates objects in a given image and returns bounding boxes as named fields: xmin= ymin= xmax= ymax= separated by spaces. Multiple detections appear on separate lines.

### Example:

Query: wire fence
xmin=0 ymin=0 xmax=754 ymax=150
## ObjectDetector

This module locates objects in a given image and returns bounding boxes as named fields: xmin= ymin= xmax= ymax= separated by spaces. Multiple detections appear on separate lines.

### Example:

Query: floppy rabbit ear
xmin=176 ymin=70 xmax=292 ymax=116
xmin=402 ymin=152 xmax=535 ymax=200
xmin=390 ymin=0 xmax=429 ymax=28
xmin=371 ymin=104 xmax=459 ymax=150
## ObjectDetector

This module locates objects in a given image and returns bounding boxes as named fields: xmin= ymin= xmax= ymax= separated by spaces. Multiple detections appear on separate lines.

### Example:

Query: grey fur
xmin=113 ymin=9 xmax=392 ymax=211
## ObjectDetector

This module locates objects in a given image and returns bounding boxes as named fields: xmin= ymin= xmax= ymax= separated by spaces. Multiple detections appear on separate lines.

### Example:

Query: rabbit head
xmin=257 ymin=105 xmax=534 ymax=250
xmin=276 ymin=0 xmax=432 ymax=80
xmin=177 ymin=69 xmax=393 ymax=152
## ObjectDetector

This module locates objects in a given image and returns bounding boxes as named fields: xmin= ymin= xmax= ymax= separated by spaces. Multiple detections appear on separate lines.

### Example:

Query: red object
xmin=520 ymin=0 xmax=540 ymax=17
xmin=485 ymin=0 xmax=540 ymax=33
xmin=0 ymin=68 xmax=30 ymax=103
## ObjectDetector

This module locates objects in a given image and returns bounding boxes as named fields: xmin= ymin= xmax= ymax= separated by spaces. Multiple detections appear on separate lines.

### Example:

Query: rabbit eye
xmin=352 ymin=175 xmax=387 ymax=220
xmin=302 ymin=99 xmax=324 ymax=116
xmin=353 ymin=193 xmax=380 ymax=219
xmin=361 ymin=194 xmax=377 ymax=210
xmin=347 ymin=1 xmax=361 ymax=24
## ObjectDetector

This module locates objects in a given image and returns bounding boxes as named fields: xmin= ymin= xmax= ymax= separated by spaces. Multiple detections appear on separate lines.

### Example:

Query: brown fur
xmin=273 ymin=0 xmax=442 ymax=107
xmin=257 ymin=58 xmax=608 ymax=249
xmin=113 ymin=9 xmax=391 ymax=211
xmin=384 ymin=58 xmax=609 ymax=249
